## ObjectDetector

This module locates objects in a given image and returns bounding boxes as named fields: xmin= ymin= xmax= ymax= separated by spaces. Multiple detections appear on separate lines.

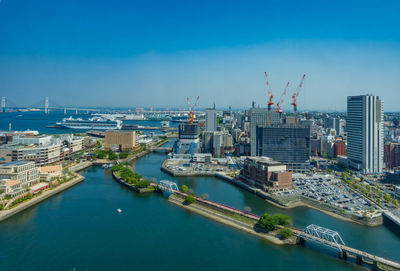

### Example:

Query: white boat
xmin=56 ymin=116 xmax=122 ymax=130
xmin=117 ymin=208 xmax=122 ymax=213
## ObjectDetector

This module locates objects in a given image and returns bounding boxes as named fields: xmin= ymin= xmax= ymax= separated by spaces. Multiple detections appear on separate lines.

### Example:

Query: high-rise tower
xmin=347 ymin=95 xmax=384 ymax=173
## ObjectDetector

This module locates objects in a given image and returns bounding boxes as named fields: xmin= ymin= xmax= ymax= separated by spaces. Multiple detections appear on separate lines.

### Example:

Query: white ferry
xmin=56 ymin=116 xmax=122 ymax=130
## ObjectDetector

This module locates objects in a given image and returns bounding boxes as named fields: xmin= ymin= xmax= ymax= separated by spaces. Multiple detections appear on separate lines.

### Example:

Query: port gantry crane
xmin=276 ymin=81 xmax=290 ymax=118
xmin=187 ymin=96 xmax=199 ymax=124
xmin=265 ymin=72 xmax=274 ymax=127
xmin=291 ymin=74 xmax=306 ymax=125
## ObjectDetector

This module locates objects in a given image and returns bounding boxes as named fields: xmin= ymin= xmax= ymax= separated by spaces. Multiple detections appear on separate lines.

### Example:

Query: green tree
xmin=96 ymin=140 xmax=102 ymax=148
xmin=279 ymin=228 xmax=293 ymax=239
xmin=393 ymin=199 xmax=399 ymax=208
xmin=258 ymin=213 xmax=278 ymax=231
xmin=118 ymin=152 xmax=129 ymax=159
xmin=384 ymin=193 xmax=392 ymax=202
xmin=184 ymin=195 xmax=196 ymax=205
xmin=181 ymin=185 xmax=189 ymax=193
xmin=136 ymin=180 xmax=151 ymax=188
xmin=273 ymin=214 xmax=292 ymax=226
xmin=108 ymin=151 xmax=118 ymax=160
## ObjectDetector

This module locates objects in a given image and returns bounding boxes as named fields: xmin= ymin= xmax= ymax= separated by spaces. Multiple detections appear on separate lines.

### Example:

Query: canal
xmin=0 ymin=147 xmax=399 ymax=270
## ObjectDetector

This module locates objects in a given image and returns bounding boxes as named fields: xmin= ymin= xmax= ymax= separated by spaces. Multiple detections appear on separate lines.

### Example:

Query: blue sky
xmin=0 ymin=0 xmax=399 ymax=111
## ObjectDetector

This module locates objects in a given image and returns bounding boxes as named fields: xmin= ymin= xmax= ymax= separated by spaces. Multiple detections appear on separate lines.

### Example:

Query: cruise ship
xmin=56 ymin=116 xmax=122 ymax=130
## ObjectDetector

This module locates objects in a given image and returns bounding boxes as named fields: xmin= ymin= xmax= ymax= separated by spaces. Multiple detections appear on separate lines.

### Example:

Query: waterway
xmin=0 ymin=111 xmax=178 ymax=135
xmin=0 ymin=114 xmax=399 ymax=270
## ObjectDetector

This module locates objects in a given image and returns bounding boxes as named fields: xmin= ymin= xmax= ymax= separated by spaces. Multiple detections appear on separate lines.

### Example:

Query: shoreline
xmin=188 ymin=171 xmax=384 ymax=227
xmin=0 ymin=161 xmax=94 ymax=223
xmin=168 ymin=194 xmax=295 ymax=246
xmin=0 ymin=175 xmax=85 ymax=222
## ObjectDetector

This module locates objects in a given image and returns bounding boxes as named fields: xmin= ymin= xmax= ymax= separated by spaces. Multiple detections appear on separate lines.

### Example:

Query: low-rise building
xmin=105 ymin=130 xmax=137 ymax=151
xmin=240 ymin=156 xmax=292 ymax=192
xmin=0 ymin=161 xmax=39 ymax=195
xmin=38 ymin=165 xmax=63 ymax=181
xmin=192 ymin=153 xmax=212 ymax=163
xmin=0 ymin=179 xmax=23 ymax=197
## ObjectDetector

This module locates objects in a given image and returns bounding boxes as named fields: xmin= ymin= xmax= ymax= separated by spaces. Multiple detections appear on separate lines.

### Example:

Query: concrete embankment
xmin=111 ymin=171 xmax=156 ymax=194
xmin=0 ymin=161 xmax=93 ymax=223
xmin=168 ymin=192 xmax=295 ymax=246
xmin=383 ymin=211 xmax=400 ymax=233
xmin=214 ymin=173 xmax=383 ymax=227
xmin=0 ymin=175 xmax=85 ymax=222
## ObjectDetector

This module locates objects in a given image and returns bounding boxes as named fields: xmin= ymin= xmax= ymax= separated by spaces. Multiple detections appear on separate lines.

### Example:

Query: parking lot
xmin=281 ymin=174 xmax=379 ymax=216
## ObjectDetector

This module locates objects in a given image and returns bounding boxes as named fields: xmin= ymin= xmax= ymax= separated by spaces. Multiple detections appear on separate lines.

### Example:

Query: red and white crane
xmin=276 ymin=81 xmax=290 ymax=116
xmin=265 ymin=72 xmax=274 ymax=127
xmin=187 ymin=96 xmax=199 ymax=124
xmin=291 ymin=74 xmax=306 ymax=124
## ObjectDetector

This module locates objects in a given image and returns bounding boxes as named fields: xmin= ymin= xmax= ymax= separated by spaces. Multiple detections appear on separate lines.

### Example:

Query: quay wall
xmin=213 ymin=173 xmax=383 ymax=227
xmin=0 ymin=175 xmax=85 ymax=222
xmin=112 ymin=171 xmax=155 ymax=194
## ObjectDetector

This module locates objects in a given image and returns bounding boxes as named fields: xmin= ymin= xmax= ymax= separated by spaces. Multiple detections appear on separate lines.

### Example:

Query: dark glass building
xmin=256 ymin=124 xmax=311 ymax=172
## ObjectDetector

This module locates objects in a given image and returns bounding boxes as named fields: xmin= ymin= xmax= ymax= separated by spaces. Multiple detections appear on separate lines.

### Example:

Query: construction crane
xmin=315 ymin=148 xmax=320 ymax=172
xmin=291 ymin=74 xmax=306 ymax=125
xmin=265 ymin=72 xmax=274 ymax=127
xmin=276 ymin=81 xmax=290 ymax=117
xmin=187 ymin=96 xmax=199 ymax=124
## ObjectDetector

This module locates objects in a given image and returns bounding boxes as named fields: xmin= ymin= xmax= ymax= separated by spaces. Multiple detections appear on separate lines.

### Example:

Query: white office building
xmin=205 ymin=107 xmax=217 ymax=132
xmin=347 ymin=95 xmax=384 ymax=173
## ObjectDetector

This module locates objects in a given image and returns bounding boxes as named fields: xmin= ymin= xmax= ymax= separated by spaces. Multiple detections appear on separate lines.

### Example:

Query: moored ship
xmin=55 ymin=116 xmax=122 ymax=130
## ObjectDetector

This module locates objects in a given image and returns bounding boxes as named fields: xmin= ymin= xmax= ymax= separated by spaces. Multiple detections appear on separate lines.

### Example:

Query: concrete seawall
xmin=112 ymin=171 xmax=156 ymax=194
xmin=213 ymin=173 xmax=383 ymax=227
xmin=0 ymin=175 xmax=85 ymax=222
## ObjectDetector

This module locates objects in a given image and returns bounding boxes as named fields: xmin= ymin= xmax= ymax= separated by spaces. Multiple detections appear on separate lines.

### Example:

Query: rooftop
xmin=245 ymin=156 xmax=283 ymax=166
xmin=0 ymin=160 xmax=31 ymax=167
xmin=0 ymin=179 xmax=21 ymax=186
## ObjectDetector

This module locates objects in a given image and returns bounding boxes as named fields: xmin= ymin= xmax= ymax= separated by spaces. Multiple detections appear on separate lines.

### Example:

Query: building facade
xmin=256 ymin=124 xmax=311 ymax=172
xmin=173 ymin=123 xmax=200 ymax=154
xmin=0 ymin=161 xmax=40 ymax=196
xmin=205 ymin=107 xmax=217 ymax=132
xmin=240 ymin=156 xmax=292 ymax=192
xmin=347 ymin=95 xmax=384 ymax=173
xmin=249 ymin=107 xmax=280 ymax=156
xmin=384 ymin=142 xmax=400 ymax=170
xmin=105 ymin=131 xmax=136 ymax=151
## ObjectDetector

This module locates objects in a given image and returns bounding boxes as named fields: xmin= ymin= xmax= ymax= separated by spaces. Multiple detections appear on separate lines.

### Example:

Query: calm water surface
xmin=0 ymin=113 xmax=399 ymax=271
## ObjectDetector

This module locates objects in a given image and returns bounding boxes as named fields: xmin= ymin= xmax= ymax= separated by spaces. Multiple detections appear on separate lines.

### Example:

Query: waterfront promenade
xmin=0 ymin=175 xmax=85 ymax=222
xmin=0 ymin=161 xmax=93 ymax=222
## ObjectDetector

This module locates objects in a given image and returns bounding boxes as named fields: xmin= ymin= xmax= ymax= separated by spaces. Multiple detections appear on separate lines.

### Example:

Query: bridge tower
xmin=75 ymin=108 xmax=78 ymax=114
xmin=1 ymin=96 xmax=5 ymax=112
xmin=45 ymin=97 xmax=49 ymax=114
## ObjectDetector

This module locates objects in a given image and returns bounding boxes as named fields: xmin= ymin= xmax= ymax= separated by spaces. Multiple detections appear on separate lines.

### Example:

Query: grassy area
xmin=177 ymin=195 xmax=257 ymax=226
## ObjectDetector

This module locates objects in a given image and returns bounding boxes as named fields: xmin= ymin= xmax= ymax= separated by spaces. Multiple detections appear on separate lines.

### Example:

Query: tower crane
xmin=276 ymin=81 xmax=290 ymax=117
xmin=187 ymin=96 xmax=199 ymax=124
xmin=291 ymin=74 xmax=306 ymax=125
xmin=265 ymin=72 xmax=274 ymax=127
xmin=315 ymin=148 xmax=320 ymax=172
